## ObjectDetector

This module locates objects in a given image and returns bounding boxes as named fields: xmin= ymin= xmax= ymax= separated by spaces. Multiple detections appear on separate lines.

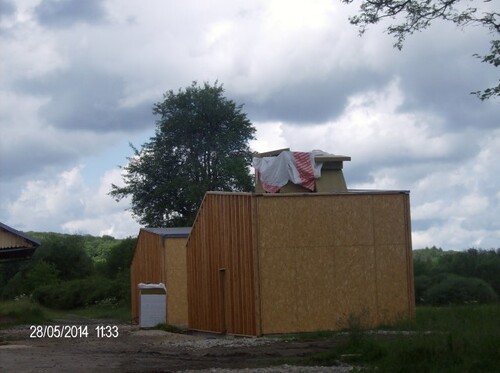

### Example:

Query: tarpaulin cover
xmin=253 ymin=150 xmax=326 ymax=193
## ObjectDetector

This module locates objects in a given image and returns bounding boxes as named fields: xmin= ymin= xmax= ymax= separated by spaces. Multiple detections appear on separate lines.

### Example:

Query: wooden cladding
xmin=131 ymin=230 xmax=166 ymax=324
xmin=130 ymin=228 xmax=190 ymax=326
xmin=0 ymin=230 xmax=38 ymax=249
xmin=186 ymin=191 xmax=415 ymax=336
xmin=187 ymin=193 xmax=257 ymax=335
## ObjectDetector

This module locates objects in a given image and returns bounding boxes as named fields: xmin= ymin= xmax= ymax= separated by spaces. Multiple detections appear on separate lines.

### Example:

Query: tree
xmin=341 ymin=0 xmax=499 ymax=100
xmin=110 ymin=81 xmax=256 ymax=227
xmin=33 ymin=234 xmax=93 ymax=281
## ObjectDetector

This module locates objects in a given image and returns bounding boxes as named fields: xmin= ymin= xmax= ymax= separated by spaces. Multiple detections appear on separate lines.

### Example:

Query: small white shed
xmin=138 ymin=283 xmax=167 ymax=328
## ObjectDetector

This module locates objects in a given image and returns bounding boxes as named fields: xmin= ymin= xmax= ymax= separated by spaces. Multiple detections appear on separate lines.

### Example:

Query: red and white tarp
xmin=253 ymin=150 xmax=325 ymax=193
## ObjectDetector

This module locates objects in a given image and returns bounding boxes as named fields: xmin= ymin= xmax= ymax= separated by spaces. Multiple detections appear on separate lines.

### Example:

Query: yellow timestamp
xmin=95 ymin=325 xmax=119 ymax=338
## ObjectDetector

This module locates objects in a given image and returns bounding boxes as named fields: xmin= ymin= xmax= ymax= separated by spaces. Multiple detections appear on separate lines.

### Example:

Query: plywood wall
xmin=186 ymin=193 xmax=257 ymax=336
xmin=187 ymin=191 xmax=414 ymax=336
xmin=130 ymin=230 xmax=166 ymax=323
xmin=256 ymin=192 xmax=414 ymax=334
xmin=165 ymin=237 xmax=188 ymax=326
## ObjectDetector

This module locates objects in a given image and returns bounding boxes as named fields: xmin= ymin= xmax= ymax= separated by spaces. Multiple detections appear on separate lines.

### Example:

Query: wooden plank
xmin=0 ymin=230 xmax=36 ymax=249
xmin=186 ymin=193 xmax=257 ymax=335
xmin=130 ymin=229 xmax=166 ymax=323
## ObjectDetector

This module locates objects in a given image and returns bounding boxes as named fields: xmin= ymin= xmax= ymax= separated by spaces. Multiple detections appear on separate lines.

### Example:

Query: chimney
xmin=253 ymin=148 xmax=351 ymax=193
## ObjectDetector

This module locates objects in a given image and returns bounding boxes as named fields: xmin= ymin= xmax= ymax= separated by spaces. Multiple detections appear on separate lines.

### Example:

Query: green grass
xmin=271 ymin=329 xmax=338 ymax=341
xmin=0 ymin=298 xmax=131 ymax=328
xmin=0 ymin=298 xmax=51 ymax=327
xmin=60 ymin=304 xmax=131 ymax=322
xmin=300 ymin=304 xmax=500 ymax=372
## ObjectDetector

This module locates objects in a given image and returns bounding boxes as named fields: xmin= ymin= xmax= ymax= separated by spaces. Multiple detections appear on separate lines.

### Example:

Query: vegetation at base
xmin=414 ymin=247 xmax=499 ymax=305
xmin=300 ymin=304 xmax=500 ymax=372
xmin=58 ymin=304 xmax=131 ymax=322
xmin=0 ymin=297 xmax=131 ymax=328
xmin=152 ymin=323 xmax=186 ymax=334
xmin=0 ymin=297 xmax=49 ymax=326
xmin=273 ymin=330 xmax=338 ymax=341
xmin=0 ymin=233 xmax=136 ymax=313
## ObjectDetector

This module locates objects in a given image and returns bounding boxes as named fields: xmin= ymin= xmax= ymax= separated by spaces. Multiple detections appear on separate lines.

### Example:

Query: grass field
xmin=1 ymin=299 xmax=498 ymax=371
xmin=302 ymin=304 xmax=500 ymax=372
xmin=0 ymin=298 xmax=130 ymax=328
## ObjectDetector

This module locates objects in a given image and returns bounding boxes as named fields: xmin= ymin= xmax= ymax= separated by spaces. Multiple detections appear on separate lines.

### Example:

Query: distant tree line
xmin=2 ymin=238 xmax=499 ymax=310
xmin=0 ymin=233 xmax=136 ymax=309
xmin=414 ymin=247 xmax=500 ymax=305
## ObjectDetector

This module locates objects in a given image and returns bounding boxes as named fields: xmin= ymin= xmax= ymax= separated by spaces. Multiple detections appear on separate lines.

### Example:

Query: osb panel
xmin=257 ymin=196 xmax=335 ymax=249
xmin=256 ymin=193 xmax=412 ymax=334
xmin=330 ymin=195 xmax=374 ymax=246
xmin=130 ymin=230 xmax=166 ymax=323
xmin=258 ymin=244 xmax=298 ymax=334
xmin=333 ymin=246 xmax=378 ymax=329
xmin=165 ymin=237 xmax=188 ymax=327
xmin=372 ymin=194 xmax=407 ymax=245
xmin=375 ymin=245 xmax=412 ymax=324
xmin=294 ymin=245 xmax=337 ymax=332
xmin=0 ymin=230 xmax=35 ymax=249
xmin=187 ymin=193 xmax=257 ymax=336
xmin=257 ymin=194 xmax=375 ymax=249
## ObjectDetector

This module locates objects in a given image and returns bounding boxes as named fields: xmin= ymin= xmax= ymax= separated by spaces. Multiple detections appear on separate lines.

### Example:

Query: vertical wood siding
xmin=187 ymin=193 xmax=257 ymax=336
xmin=130 ymin=230 xmax=166 ymax=323
xmin=0 ymin=230 xmax=36 ymax=249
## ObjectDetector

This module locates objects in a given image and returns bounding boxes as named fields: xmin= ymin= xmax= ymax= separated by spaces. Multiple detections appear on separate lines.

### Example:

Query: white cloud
xmin=0 ymin=0 xmax=498 ymax=251
xmin=5 ymin=165 xmax=140 ymax=238
xmin=0 ymin=0 xmax=66 ymax=83
xmin=7 ymin=166 xmax=86 ymax=227
xmin=250 ymin=121 xmax=288 ymax=153
xmin=249 ymin=79 xmax=500 ymax=249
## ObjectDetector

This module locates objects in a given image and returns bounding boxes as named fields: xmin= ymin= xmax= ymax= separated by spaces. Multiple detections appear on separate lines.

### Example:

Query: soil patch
xmin=0 ymin=319 xmax=355 ymax=372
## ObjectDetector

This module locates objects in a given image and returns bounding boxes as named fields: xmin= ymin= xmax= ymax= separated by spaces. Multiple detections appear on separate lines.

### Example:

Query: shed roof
xmin=141 ymin=227 xmax=191 ymax=238
xmin=0 ymin=222 xmax=41 ymax=261
xmin=0 ymin=222 xmax=41 ymax=247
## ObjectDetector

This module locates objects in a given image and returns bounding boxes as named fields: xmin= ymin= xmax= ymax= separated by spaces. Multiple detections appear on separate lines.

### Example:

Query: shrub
xmin=34 ymin=234 xmax=93 ymax=280
xmin=32 ymin=276 xmax=117 ymax=309
xmin=424 ymin=274 xmax=498 ymax=305
xmin=0 ymin=298 xmax=48 ymax=325
xmin=414 ymin=274 xmax=433 ymax=304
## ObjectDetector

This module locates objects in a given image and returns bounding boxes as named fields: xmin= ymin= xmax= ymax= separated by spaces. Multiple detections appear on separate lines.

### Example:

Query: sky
xmin=0 ymin=0 xmax=498 ymax=250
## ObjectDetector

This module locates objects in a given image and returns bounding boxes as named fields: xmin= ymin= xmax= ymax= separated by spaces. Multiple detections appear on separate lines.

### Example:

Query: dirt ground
xmin=0 ymin=319 xmax=355 ymax=372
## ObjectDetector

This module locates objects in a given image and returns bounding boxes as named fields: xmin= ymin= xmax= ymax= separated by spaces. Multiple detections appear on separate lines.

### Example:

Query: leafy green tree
xmin=102 ymin=237 xmax=136 ymax=278
xmin=341 ymin=0 xmax=499 ymax=100
xmin=33 ymin=234 xmax=93 ymax=281
xmin=110 ymin=81 xmax=256 ymax=227
xmin=413 ymin=247 xmax=500 ymax=304
xmin=424 ymin=274 xmax=498 ymax=305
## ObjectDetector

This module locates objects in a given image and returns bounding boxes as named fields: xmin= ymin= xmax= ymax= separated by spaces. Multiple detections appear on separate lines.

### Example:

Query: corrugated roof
xmin=141 ymin=227 xmax=191 ymax=238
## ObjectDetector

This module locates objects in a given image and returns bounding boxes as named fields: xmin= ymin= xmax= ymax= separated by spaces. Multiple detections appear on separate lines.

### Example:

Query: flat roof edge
xmin=206 ymin=190 xmax=410 ymax=197
xmin=141 ymin=227 xmax=191 ymax=238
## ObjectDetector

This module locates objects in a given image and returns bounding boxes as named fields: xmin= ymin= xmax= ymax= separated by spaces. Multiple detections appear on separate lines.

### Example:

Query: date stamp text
xmin=29 ymin=325 xmax=119 ymax=339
